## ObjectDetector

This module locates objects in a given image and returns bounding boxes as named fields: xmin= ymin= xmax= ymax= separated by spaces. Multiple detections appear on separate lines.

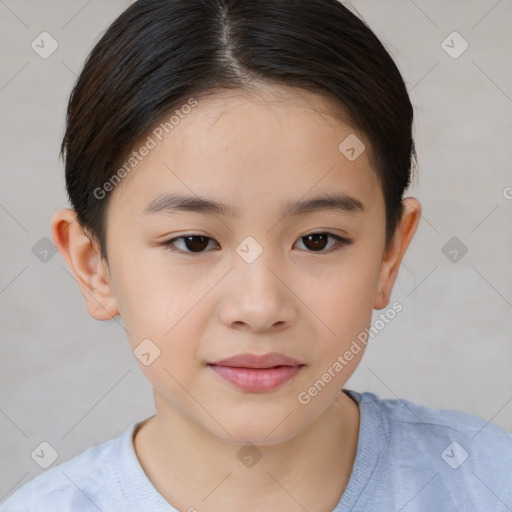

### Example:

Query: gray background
xmin=1 ymin=0 xmax=511 ymax=502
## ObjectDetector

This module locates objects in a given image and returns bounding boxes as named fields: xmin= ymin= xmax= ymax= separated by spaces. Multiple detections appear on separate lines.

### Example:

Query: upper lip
xmin=209 ymin=352 xmax=303 ymax=369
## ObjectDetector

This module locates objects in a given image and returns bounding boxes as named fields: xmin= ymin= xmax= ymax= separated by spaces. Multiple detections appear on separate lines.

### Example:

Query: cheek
xmin=109 ymin=248 xmax=194 ymax=336
xmin=308 ymin=262 xmax=378 ymax=335
xmin=300 ymin=254 xmax=379 ymax=382
xmin=129 ymin=318 xmax=203 ymax=402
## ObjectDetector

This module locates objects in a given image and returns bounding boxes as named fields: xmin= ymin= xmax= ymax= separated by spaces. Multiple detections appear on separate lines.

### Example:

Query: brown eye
xmin=295 ymin=232 xmax=351 ymax=253
xmin=183 ymin=236 xmax=209 ymax=252
xmin=302 ymin=233 xmax=329 ymax=251
xmin=164 ymin=235 xmax=218 ymax=253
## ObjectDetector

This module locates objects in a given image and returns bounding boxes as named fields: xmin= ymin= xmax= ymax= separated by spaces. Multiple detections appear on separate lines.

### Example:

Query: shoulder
xmin=0 ymin=422 xmax=140 ymax=512
xmin=368 ymin=391 xmax=512 ymax=451
xmin=352 ymin=391 xmax=512 ymax=507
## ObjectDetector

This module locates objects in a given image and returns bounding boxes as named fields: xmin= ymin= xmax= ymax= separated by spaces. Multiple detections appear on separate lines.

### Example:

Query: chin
xmin=206 ymin=409 xmax=311 ymax=447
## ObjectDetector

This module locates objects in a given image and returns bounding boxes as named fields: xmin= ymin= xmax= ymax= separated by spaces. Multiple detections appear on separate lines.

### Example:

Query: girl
xmin=2 ymin=1 xmax=511 ymax=510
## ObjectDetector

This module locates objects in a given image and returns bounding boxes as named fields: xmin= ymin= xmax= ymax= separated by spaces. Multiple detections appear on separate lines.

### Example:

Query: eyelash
xmin=161 ymin=232 xmax=353 ymax=255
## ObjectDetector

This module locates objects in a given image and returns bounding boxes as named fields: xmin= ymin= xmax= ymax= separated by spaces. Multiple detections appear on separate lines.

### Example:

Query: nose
xmin=218 ymin=247 xmax=297 ymax=333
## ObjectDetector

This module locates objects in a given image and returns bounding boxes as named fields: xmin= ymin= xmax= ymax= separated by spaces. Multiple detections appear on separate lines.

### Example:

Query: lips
xmin=210 ymin=352 xmax=303 ymax=369
xmin=207 ymin=352 xmax=304 ymax=392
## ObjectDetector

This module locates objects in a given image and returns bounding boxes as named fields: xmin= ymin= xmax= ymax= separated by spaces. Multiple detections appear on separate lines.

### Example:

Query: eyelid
xmin=161 ymin=231 xmax=353 ymax=255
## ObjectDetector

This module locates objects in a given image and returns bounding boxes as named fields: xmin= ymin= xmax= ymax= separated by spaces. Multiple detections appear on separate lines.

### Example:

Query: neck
xmin=134 ymin=390 xmax=360 ymax=512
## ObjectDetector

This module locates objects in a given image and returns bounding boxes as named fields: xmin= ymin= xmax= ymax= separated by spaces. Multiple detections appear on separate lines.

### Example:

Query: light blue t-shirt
xmin=2 ymin=390 xmax=512 ymax=511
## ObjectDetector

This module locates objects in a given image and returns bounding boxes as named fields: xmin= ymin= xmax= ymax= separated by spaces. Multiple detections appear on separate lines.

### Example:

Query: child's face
xmin=80 ymin=84 xmax=418 ymax=444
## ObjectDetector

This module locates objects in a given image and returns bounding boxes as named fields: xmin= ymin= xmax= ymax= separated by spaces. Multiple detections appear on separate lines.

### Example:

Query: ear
xmin=50 ymin=208 xmax=119 ymax=320
xmin=373 ymin=197 xmax=421 ymax=309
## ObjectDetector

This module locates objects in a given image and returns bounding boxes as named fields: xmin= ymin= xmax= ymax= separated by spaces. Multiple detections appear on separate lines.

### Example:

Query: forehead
xmin=107 ymin=84 xmax=382 ymax=222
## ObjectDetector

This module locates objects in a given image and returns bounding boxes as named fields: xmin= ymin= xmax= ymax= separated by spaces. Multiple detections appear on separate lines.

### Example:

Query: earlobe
xmin=50 ymin=208 xmax=119 ymax=320
xmin=373 ymin=197 xmax=421 ymax=310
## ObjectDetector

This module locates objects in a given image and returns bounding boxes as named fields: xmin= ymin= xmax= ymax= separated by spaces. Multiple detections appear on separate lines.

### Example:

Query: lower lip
xmin=208 ymin=364 xmax=303 ymax=392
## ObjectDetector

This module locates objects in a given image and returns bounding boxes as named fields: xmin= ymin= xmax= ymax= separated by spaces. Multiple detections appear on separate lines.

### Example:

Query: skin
xmin=51 ymin=83 xmax=421 ymax=512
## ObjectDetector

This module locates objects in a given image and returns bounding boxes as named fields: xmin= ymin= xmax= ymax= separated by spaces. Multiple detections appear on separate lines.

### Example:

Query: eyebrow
xmin=143 ymin=192 xmax=365 ymax=218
